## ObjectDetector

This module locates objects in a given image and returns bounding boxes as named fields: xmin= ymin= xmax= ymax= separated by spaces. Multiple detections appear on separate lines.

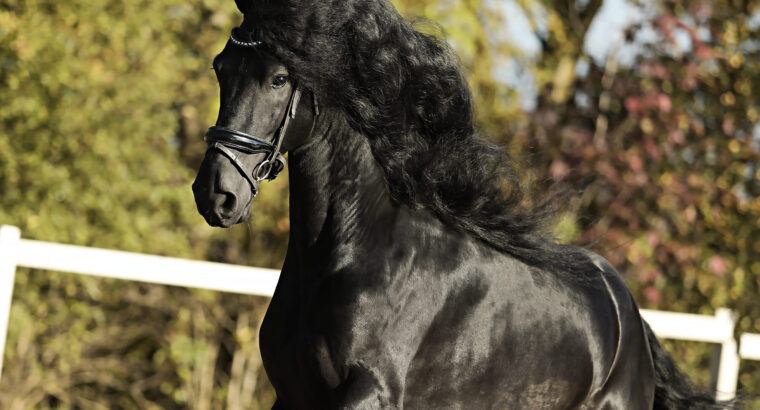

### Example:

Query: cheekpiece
xmin=229 ymin=27 xmax=263 ymax=48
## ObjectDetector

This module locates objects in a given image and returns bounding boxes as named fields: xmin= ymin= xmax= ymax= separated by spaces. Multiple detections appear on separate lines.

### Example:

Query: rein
xmin=204 ymin=27 xmax=316 ymax=198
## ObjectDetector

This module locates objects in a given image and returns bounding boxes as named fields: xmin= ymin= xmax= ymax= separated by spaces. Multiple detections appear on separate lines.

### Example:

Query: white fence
xmin=0 ymin=224 xmax=759 ymax=400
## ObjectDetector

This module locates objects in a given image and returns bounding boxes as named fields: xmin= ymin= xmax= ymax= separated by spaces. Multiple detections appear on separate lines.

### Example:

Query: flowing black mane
xmin=238 ymin=0 xmax=595 ymax=278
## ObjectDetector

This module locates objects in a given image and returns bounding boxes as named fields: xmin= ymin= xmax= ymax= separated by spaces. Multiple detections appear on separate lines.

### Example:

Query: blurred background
xmin=0 ymin=0 xmax=758 ymax=408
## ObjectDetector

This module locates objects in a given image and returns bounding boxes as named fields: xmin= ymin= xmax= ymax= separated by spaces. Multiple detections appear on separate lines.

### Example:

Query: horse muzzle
xmin=192 ymin=151 xmax=257 ymax=228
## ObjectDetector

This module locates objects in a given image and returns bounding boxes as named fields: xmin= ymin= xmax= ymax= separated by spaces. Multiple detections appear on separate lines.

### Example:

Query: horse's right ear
xmin=234 ymin=0 xmax=250 ymax=14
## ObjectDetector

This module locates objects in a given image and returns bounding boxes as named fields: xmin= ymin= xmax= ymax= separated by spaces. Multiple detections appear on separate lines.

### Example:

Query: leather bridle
xmin=204 ymin=27 xmax=318 ymax=198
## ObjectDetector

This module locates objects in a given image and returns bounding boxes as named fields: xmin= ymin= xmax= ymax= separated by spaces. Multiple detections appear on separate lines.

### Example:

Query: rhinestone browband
xmin=229 ymin=27 xmax=263 ymax=48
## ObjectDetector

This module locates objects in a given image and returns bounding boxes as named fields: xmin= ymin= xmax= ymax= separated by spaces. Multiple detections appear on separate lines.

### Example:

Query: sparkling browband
xmin=230 ymin=27 xmax=263 ymax=48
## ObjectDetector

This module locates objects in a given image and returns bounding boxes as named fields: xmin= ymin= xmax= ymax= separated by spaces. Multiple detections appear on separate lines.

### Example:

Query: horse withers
xmin=193 ymin=1 xmax=728 ymax=408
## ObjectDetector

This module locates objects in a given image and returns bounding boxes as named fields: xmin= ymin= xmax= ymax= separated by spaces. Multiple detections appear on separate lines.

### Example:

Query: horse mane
xmin=240 ymin=0 xmax=596 ymax=279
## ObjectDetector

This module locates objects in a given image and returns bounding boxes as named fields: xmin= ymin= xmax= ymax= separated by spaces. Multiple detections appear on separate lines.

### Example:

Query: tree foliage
xmin=0 ymin=0 xmax=280 ymax=407
xmin=0 ymin=0 xmax=757 ymax=407
xmin=511 ymin=0 xmax=760 ymax=396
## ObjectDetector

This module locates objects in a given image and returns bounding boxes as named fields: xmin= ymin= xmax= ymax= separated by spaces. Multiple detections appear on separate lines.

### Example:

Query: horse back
xmin=401 ymin=236 xmax=655 ymax=409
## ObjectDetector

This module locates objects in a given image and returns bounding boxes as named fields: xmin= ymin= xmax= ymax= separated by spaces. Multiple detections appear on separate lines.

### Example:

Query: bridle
xmin=204 ymin=27 xmax=318 ymax=198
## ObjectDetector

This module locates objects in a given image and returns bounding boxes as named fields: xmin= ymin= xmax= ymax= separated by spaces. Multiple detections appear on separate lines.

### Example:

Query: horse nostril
xmin=217 ymin=191 xmax=238 ymax=218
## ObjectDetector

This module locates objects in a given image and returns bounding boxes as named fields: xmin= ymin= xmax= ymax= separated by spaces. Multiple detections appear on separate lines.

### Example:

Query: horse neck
xmin=286 ymin=112 xmax=395 ymax=267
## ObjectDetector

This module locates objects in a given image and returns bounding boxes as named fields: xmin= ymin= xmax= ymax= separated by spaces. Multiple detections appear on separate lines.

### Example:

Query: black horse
xmin=192 ymin=0 xmax=726 ymax=408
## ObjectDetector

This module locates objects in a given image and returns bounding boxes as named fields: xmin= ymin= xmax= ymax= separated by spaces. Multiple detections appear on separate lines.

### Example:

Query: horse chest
xmin=260 ymin=268 xmax=393 ymax=400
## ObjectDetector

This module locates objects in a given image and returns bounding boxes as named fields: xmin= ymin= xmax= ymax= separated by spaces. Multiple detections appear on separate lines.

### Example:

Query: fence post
xmin=0 ymin=225 xmax=21 ymax=383
xmin=713 ymin=308 xmax=739 ymax=401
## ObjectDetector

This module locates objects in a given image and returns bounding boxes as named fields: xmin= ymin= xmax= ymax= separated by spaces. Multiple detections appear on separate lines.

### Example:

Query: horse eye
xmin=272 ymin=75 xmax=288 ymax=89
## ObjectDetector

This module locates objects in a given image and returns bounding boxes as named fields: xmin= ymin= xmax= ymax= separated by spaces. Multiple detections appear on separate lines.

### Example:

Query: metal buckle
xmin=268 ymin=156 xmax=287 ymax=180
xmin=253 ymin=159 xmax=273 ymax=182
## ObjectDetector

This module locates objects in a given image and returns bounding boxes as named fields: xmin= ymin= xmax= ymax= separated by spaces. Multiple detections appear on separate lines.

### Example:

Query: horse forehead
xmin=218 ymin=56 xmax=275 ymax=101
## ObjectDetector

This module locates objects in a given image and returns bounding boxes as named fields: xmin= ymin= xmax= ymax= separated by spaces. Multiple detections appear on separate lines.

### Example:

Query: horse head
xmin=192 ymin=27 xmax=318 ymax=227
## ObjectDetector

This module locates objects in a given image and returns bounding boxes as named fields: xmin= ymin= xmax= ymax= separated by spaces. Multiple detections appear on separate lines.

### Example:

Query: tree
xmin=512 ymin=0 xmax=760 ymax=395
xmin=0 ymin=0 xmax=280 ymax=407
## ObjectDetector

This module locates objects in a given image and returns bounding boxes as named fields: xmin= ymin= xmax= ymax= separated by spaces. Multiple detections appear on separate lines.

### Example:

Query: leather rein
xmin=204 ymin=27 xmax=318 ymax=198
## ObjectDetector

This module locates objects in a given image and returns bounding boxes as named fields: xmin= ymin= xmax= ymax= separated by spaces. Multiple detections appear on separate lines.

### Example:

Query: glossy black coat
xmin=193 ymin=15 xmax=726 ymax=410
xmin=260 ymin=112 xmax=655 ymax=409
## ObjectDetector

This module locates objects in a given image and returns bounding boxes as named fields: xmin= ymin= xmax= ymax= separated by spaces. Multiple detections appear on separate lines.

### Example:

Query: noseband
xmin=204 ymin=27 xmax=318 ymax=198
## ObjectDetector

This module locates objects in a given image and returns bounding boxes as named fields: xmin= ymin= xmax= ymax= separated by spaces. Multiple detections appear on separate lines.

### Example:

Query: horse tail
xmin=644 ymin=321 xmax=737 ymax=409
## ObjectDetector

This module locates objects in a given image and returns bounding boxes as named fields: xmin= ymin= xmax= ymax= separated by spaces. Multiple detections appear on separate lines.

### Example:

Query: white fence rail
xmin=0 ymin=225 xmax=280 ymax=383
xmin=640 ymin=308 xmax=740 ymax=401
xmin=0 ymin=224 xmax=758 ymax=400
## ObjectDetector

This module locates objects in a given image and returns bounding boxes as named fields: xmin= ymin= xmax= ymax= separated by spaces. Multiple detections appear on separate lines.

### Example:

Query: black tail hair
xmin=645 ymin=321 xmax=740 ymax=409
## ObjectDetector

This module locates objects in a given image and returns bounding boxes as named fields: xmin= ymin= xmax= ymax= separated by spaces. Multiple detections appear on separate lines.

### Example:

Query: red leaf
xmin=550 ymin=160 xmax=570 ymax=180
xmin=644 ymin=287 xmax=662 ymax=304
xmin=709 ymin=255 xmax=728 ymax=276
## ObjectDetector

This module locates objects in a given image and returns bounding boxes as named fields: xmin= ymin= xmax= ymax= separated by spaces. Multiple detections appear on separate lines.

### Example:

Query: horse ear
xmin=234 ymin=0 xmax=250 ymax=14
